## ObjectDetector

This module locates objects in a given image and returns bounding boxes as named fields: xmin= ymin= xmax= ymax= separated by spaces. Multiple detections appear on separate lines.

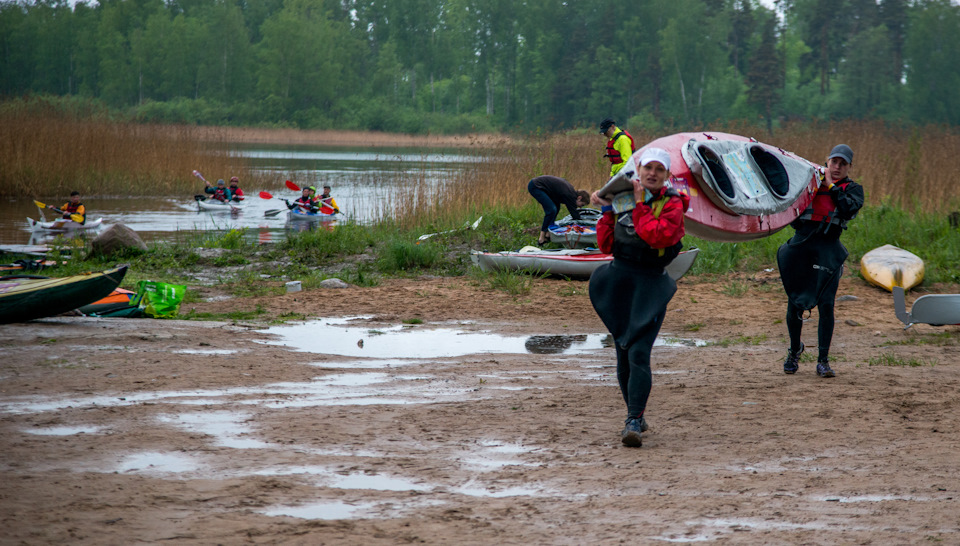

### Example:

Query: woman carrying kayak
xmin=588 ymin=147 xmax=689 ymax=448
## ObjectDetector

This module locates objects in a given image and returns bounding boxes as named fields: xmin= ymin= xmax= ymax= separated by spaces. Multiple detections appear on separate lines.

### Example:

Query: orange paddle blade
xmin=259 ymin=191 xmax=274 ymax=199
xmin=285 ymin=180 xmax=300 ymax=191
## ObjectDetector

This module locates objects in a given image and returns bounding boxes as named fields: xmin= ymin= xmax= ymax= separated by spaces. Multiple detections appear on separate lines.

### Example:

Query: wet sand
xmin=1 ymin=272 xmax=959 ymax=544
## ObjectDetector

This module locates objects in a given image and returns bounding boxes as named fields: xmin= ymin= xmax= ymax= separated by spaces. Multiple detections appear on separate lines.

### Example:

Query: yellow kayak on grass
xmin=860 ymin=244 xmax=924 ymax=292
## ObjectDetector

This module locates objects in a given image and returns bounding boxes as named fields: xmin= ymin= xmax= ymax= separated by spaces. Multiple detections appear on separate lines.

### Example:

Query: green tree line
xmin=1 ymin=0 xmax=957 ymax=133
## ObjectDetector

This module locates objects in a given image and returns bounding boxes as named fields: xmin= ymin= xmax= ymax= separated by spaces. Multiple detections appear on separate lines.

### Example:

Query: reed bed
xmin=390 ymin=120 xmax=960 ymax=230
xmin=0 ymin=100 xmax=265 ymax=198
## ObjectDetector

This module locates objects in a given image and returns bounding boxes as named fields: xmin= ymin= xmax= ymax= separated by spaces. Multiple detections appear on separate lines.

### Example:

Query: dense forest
xmin=1 ymin=0 xmax=958 ymax=134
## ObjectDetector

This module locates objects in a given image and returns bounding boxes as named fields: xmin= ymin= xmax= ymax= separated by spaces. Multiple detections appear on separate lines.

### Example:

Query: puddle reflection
xmin=260 ymin=317 xmax=704 ymax=358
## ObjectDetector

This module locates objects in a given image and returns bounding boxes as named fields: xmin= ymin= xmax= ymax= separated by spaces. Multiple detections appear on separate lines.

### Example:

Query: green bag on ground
xmin=133 ymin=280 xmax=187 ymax=318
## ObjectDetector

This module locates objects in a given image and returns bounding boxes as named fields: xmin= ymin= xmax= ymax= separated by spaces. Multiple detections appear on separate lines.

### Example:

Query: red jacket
xmin=597 ymin=187 xmax=689 ymax=253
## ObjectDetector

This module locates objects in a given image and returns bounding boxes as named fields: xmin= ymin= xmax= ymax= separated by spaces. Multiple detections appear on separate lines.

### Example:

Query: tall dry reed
xmin=0 ymin=100 xmax=263 ymax=198
xmin=391 ymin=120 xmax=960 ymax=229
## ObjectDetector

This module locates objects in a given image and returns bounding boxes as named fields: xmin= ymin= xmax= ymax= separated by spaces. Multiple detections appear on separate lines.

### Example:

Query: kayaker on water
xmin=286 ymin=186 xmax=320 ymax=213
xmin=48 ymin=191 xmax=86 ymax=225
xmin=599 ymin=118 xmax=636 ymax=178
xmin=228 ymin=177 xmax=244 ymax=201
xmin=778 ymin=144 xmax=864 ymax=378
xmin=205 ymin=179 xmax=233 ymax=202
xmin=319 ymin=185 xmax=340 ymax=214
xmin=526 ymin=175 xmax=590 ymax=246
xmin=588 ymin=147 xmax=689 ymax=448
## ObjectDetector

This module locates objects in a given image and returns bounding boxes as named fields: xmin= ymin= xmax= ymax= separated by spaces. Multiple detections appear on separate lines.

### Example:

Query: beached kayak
xmin=27 ymin=217 xmax=104 ymax=232
xmin=471 ymin=247 xmax=699 ymax=281
xmin=0 ymin=265 xmax=128 ymax=323
xmin=861 ymin=244 xmax=924 ymax=292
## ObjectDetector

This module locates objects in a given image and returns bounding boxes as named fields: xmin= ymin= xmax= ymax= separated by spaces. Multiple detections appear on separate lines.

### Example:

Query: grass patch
xmin=882 ymin=331 xmax=960 ymax=347
xmin=684 ymin=322 xmax=704 ymax=332
xmin=402 ymin=318 xmax=424 ymax=324
xmin=868 ymin=353 xmax=938 ymax=367
xmin=707 ymin=334 xmax=768 ymax=347
xmin=469 ymin=267 xmax=541 ymax=296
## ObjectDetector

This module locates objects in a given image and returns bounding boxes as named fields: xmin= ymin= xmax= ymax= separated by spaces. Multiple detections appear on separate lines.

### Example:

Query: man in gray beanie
xmin=777 ymin=143 xmax=865 ymax=378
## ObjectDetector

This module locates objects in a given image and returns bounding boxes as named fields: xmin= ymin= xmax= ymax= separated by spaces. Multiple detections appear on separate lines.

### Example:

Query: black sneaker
xmin=621 ymin=418 xmax=643 ymax=447
xmin=816 ymin=359 xmax=836 ymax=378
xmin=639 ymin=416 xmax=649 ymax=432
xmin=783 ymin=343 xmax=804 ymax=374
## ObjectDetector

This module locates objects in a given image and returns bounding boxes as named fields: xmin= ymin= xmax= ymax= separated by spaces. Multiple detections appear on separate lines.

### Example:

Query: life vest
xmin=795 ymin=178 xmax=855 ymax=230
xmin=62 ymin=201 xmax=86 ymax=224
xmin=605 ymin=130 xmax=636 ymax=165
xmin=612 ymin=189 xmax=683 ymax=268
xmin=292 ymin=196 xmax=317 ymax=211
xmin=211 ymin=188 xmax=230 ymax=201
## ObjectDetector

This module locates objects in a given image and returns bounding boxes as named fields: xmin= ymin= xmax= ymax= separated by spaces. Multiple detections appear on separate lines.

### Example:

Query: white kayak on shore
xmin=471 ymin=247 xmax=699 ymax=281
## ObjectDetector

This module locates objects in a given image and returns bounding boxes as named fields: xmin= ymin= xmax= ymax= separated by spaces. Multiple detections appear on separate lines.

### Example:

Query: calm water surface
xmin=0 ymin=145 xmax=482 ymax=246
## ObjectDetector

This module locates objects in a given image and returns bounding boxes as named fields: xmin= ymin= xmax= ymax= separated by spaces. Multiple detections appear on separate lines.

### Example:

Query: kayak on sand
xmin=471 ymin=247 xmax=699 ymax=281
xmin=0 ymin=265 xmax=128 ymax=324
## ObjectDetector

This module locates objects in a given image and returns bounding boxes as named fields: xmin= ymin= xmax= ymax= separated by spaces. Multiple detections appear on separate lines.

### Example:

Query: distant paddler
xmin=318 ymin=185 xmax=340 ymax=215
xmin=286 ymin=185 xmax=320 ymax=213
xmin=46 ymin=191 xmax=86 ymax=228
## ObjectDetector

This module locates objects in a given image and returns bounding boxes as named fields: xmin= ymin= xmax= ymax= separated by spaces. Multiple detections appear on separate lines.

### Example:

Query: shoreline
xmin=199 ymin=127 xmax=514 ymax=148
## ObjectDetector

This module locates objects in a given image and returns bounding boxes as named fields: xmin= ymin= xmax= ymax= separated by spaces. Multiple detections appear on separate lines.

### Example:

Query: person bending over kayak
xmin=588 ymin=147 xmax=689 ymax=448
xmin=778 ymin=144 xmax=864 ymax=378
xmin=205 ymin=179 xmax=233 ymax=202
xmin=527 ymin=175 xmax=590 ymax=246
xmin=228 ymin=177 xmax=244 ymax=201
xmin=318 ymin=185 xmax=340 ymax=214
xmin=286 ymin=186 xmax=320 ymax=213
xmin=48 ymin=191 xmax=85 ymax=224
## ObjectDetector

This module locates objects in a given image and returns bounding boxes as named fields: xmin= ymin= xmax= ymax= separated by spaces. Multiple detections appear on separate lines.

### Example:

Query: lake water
xmin=0 ymin=144 xmax=482 ymax=247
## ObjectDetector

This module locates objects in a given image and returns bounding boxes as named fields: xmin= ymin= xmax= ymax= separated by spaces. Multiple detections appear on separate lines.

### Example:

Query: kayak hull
xmin=0 ymin=265 xmax=128 ymax=323
xmin=27 ymin=217 xmax=104 ymax=232
xmin=471 ymin=248 xmax=699 ymax=281
xmin=861 ymin=244 xmax=924 ymax=292
xmin=197 ymin=199 xmax=244 ymax=212
xmin=288 ymin=209 xmax=336 ymax=222
xmin=598 ymin=132 xmax=820 ymax=242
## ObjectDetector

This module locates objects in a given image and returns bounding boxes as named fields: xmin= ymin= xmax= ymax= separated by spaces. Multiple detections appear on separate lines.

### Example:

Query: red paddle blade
xmin=285 ymin=180 xmax=300 ymax=191
xmin=259 ymin=190 xmax=274 ymax=199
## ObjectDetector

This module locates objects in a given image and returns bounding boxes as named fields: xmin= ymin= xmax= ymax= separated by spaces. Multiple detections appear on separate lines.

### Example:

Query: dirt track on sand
xmin=1 ymin=271 xmax=959 ymax=544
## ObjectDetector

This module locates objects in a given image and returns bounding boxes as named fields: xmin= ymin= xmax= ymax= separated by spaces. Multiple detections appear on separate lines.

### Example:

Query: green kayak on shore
xmin=0 ymin=265 xmax=128 ymax=324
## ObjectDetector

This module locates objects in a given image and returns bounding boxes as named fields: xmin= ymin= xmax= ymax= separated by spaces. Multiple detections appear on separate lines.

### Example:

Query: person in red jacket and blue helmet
xmin=778 ymin=144 xmax=864 ymax=378
xmin=588 ymin=147 xmax=690 ymax=448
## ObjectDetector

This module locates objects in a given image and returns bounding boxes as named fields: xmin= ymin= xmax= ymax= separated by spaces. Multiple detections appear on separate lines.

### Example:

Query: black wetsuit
xmin=777 ymin=177 xmax=864 ymax=361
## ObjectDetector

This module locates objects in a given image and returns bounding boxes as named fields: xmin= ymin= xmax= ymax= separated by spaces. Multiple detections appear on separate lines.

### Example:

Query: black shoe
xmin=621 ymin=418 xmax=643 ymax=447
xmin=816 ymin=359 xmax=836 ymax=378
xmin=639 ymin=416 xmax=649 ymax=432
xmin=783 ymin=343 xmax=804 ymax=374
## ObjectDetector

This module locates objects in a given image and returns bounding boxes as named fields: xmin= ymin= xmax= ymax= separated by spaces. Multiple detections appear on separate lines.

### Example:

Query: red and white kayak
xmin=27 ymin=217 xmax=104 ymax=232
xmin=598 ymin=132 xmax=820 ymax=242
xmin=471 ymin=247 xmax=699 ymax=280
